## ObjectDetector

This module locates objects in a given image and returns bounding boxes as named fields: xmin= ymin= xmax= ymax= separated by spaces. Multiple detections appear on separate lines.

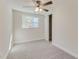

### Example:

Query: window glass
xmin=22 ymin=15 xmax=39 ymax=28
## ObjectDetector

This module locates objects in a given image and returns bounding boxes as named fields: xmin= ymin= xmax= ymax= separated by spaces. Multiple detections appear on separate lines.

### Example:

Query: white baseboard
xmin=53 ymin=43 xmax=78 ymax=58
xmin=14 ymin=39 xmax=45 ymax=45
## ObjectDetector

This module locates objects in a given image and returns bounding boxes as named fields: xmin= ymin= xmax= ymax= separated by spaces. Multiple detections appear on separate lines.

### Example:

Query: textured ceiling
xmin=12 ymin=0 xmax=52 ymax=6
xmin=11 ymin=0 xmax=53 ymax=15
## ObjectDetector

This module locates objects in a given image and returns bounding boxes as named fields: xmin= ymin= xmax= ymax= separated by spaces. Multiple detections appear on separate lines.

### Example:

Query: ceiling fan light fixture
xmin=35 ymin=7 xmax=39 ymax=12
xmin=35 ymin=6 xmax=43 ymax=12
xmin=39 ymin=8 xmax=43 ymax=12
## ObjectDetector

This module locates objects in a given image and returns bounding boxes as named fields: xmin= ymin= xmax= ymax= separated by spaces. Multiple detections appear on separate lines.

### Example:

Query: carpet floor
xmin=7 ymin=40 xmax=77 ymax=59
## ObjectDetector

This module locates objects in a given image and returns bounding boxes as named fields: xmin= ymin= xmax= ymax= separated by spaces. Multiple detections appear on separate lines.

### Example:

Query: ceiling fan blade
xmin=43 ymin=9 xmax=49 ymax=12
xmin=36 ymin=0 xmax=40 ymax=3
xmin=36 ymin=0 xmax=41 ymax=6
xmin=43 ymin=1 xmax=53 ymax=6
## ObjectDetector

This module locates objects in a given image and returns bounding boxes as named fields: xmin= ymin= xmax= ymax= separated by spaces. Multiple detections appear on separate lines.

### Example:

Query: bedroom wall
xmin=52 ymin=0 xmax=78 ymax=57
xmin=0 ymin=0 xmax=12 ymax=59
xmin=13 ymin=10 xmax=45 ymax=43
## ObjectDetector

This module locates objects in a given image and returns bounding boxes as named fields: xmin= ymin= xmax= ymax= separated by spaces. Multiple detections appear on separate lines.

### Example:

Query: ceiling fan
xmin=34 ymin=0 xmax=53 ymax=12
xmin=23 ymin=0 xmax=53 ymax=12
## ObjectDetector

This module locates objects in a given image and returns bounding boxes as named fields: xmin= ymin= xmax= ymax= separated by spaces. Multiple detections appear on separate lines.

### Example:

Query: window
xmin=22 ymin=15 xmax=39 ymax=28
xmin=32 ymin=17 xmax=39 ymax=28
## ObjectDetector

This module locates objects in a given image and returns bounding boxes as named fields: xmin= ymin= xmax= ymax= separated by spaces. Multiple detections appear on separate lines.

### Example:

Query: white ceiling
xmin=12 ymin=0 xmax=53 ymax=6
xmin=11 ymin=0 xmax=53 ymax=15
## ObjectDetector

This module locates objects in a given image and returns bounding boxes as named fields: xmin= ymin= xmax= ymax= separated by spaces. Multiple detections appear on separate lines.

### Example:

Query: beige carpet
xmin=7 ymin=40 xmax=77 ymax=59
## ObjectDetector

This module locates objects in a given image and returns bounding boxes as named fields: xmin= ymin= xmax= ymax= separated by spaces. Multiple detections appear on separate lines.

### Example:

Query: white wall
xmin=0 ymin=0 xmax=12 ymax=59
xmin=52 ymin=0 xmax=78 ymax=57
xmin=13 ymin=10 xmax=45 ymax=43
xmin=44 ymin=15 xmax=49 ymax=41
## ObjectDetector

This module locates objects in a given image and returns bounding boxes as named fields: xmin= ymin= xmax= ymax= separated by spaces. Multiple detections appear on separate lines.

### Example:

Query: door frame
xmin=49 ymin=14 xmax=52 ymax=42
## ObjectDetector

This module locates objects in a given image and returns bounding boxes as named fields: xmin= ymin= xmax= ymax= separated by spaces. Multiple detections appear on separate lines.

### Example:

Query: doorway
xmin=49 ymin=14 xmax=52 ymax=42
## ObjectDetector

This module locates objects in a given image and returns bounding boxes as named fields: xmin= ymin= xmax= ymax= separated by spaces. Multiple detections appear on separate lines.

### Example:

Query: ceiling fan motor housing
xmin=36 ymin=0 xmax=41 ymax=7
